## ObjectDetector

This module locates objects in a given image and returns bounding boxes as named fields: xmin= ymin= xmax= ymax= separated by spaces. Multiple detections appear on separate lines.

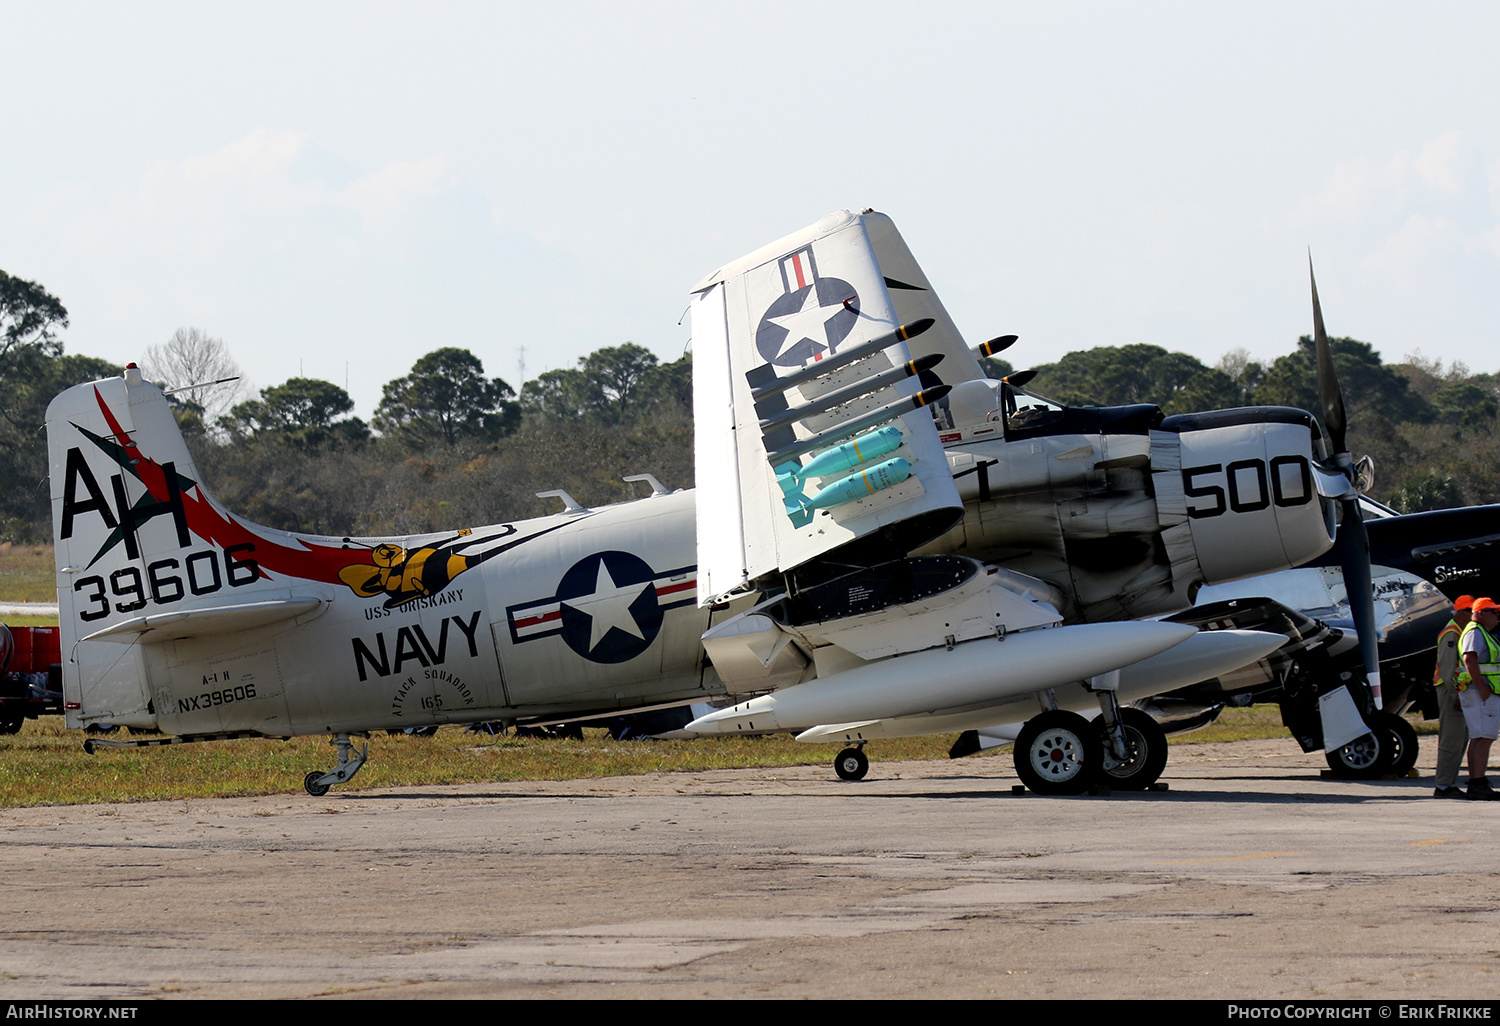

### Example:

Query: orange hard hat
xmin=1456 ymin=595 xmax=1476 ymax=611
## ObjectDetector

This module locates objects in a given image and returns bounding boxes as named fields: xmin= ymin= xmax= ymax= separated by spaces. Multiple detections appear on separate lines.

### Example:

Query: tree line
xmin=985 ymin=339 xmax=1500 ymax=513
xmin=3 ymin=265 xmax=1498 ymax=543
xmin=0 ymin=269 xmax=693 ymax=542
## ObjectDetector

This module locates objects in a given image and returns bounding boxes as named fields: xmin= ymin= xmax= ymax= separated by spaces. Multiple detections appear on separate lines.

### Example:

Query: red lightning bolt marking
xmin=93 ymin=387 xmax=371 ymax=583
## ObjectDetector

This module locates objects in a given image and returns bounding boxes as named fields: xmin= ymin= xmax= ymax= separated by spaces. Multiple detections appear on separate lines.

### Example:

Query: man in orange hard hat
xmin=1458 ymin=597 xmax=1500 ymax=799
xmin=1432 ymin=595 xmax=1474 ymax=799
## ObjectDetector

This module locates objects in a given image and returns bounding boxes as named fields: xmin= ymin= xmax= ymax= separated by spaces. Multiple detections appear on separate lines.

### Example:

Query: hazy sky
xmin=3 ymin=1 xmax=1498 ymax=417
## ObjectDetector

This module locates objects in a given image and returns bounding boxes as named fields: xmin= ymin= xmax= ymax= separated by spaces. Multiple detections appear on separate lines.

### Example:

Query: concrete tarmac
xmin=1 ymin=736 xmax=1497 ymax=1001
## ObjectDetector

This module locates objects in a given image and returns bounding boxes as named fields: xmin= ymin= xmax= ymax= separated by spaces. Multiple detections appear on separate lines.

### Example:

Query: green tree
xmin=1255 ymin=336 xmax=1434 ymax=424
xmin=227 ymin=377 xmax=369 ymax=449
xmin=1026 ymin=344 xmax=1211 ymax=409
xmin=1388 ymin=469 xmax=1465 ymax=514
xmin=374 ymin=348 xmax=518 ymax=448
xmin=1158 ymin=368 xmax=1244 ymax=416
xmin=0 ymin=352 xmax=121 ymax=541
xmin=520 ymin=344 xmax=688 ymax=426
xmin=977 ymin=355 xmax=1013 ymax=380
xmin=1214 ymin=347 xmax=1266 ymax=406
xmin=0 ymin=271 xmax=67 ymax=372
xmin=581 ymin=343 xmax=658 ymax=425
xmin=639 ymin=352 xmax=693 ymax=420
xmin=520 ymin=366 xmax=596 ymax=421
xmin=1431 ymin=378 xmax=1499 ymax=428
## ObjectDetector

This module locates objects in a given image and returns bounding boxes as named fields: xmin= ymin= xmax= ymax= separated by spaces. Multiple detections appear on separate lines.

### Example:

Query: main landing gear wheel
xmin=0 ymin=714 xmax=23 ymax=735
xmin=1093 ymin=707 xmax=1169 ymax=790
xmin=1325 ymin=730 xmax=1384 ymax=779
xmin=1373 ymin=711 xmax=1419 ymax=776
xmin=1015 ymin=710 xmax=1100 ymax=795
xmin=834 ymin=747 xmax=869 ymax=781
xmin=303 ymin=733 xmax=369 ymax=796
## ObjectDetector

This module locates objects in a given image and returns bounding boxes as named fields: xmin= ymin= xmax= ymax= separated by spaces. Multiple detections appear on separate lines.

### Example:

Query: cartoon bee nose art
xmin=338 ymin=545 xmax=409 ymax=599
xmin=336 ymin=526 xmax=535 ymax=608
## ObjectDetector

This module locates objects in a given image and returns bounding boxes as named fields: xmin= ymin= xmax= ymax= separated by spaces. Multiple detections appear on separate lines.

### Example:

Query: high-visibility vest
xmin=1458 ymin=621 xmax=1500 ymax=694
xmin=1435 ymin=619 xmax=1463 ymax=686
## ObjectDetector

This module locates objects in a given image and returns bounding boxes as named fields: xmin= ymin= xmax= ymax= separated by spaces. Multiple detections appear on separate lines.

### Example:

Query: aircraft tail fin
xmin=46 ymin=365 xmax=353 ymax=727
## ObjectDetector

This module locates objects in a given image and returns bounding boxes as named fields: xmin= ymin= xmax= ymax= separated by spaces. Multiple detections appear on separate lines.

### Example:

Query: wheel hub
xmin=1033 ymin=732 xmax=1084 ymax=778
xmin=1101 ymin=728 xmax=1144 ymax=775
xmin=1339 ymin=735 xmax=1380 ymax=770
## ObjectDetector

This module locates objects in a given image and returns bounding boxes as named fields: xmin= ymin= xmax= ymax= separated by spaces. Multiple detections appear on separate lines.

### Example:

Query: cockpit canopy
xmin=934 ymin=376 xmax=1163 ymax=441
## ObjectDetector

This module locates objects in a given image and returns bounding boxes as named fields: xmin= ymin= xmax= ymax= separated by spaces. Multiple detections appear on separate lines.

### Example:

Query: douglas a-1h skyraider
xmin=49 ymin=209 xmax=1381 ymax=796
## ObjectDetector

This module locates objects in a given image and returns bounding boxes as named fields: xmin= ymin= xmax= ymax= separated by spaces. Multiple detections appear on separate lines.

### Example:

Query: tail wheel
xmin=0 ymin=715 xmax=23 ymax=735
xmin=1093 ymin=707 xmax=1169 ymax=790
xmin=834 ymin=747 xmax=869 ymax=781
xmin=1014 ymin=711 xmax=1100 ymax=795
xmin=1324 ymin=731 xmax=1383 ymax=779
xmin=1374 ymin=711 xmax=1419 ymax=776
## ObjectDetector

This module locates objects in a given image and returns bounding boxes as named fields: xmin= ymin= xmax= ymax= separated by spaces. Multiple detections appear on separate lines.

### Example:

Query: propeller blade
xmin=1335 ymin=498 xmax=1383 ymax=710
xmin=1309 ymin=257 xmax=1347 ymax=455
xmin=1004 ymin=369 xmax=1038 ymax=389
xmin=1309 ymin=260 xmax=1382 ymax=710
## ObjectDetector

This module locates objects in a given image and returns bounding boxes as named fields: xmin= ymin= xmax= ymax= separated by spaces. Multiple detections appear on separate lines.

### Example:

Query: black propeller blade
xmin=1310 ymin=258 xmax=1382 ymax=710
xmin=1311 ymin=260 xmax=1347 ymax=455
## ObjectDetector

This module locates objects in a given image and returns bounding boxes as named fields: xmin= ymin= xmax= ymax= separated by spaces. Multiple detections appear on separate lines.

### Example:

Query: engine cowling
xmin=1152 ymin=407 xmax=1336 ymax=585
xmin=922 ymin=398 xmax=1337 ymax=625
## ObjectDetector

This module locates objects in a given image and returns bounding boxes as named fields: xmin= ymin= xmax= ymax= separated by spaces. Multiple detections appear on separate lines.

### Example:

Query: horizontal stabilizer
xmin=80 ymin=594 xmax=329 ymax=644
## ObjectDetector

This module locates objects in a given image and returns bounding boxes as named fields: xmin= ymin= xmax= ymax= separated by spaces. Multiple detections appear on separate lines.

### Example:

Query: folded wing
xmin=690 ymin=210 xmax=965 ymax=606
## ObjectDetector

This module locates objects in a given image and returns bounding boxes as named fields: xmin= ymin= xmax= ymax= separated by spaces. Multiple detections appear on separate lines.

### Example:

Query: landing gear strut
xmin=304 ymin=733 xmax=369 ymax=796
xmin=1092 ymin=707 xmax=1169 ymax=791
xmin=834 ymin=745 xmax=869 ymax=781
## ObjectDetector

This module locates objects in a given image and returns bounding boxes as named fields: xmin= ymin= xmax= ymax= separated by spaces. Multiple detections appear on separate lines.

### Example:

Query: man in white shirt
xmin=1458 ymin=597 xmax=1500 ymax=800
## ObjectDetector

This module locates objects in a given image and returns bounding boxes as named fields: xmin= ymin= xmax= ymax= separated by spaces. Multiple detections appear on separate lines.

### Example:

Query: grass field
xmin=0 ymin=543 xmax=57 ymax=609
xmin=0 ymin=704 xmax=1420 ymax=808
xmin=3 ymin=614 xmax=60 ymax=627
xmin=0 ymin=546 xmax=1435 ymax=807
xmin=0 ymin=718 xmax=959 ymax=806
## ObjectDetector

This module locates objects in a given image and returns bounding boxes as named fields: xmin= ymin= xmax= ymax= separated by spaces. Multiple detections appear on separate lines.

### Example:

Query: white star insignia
xmin=562 ymin=561 xmax=652 ymax=652
xmin=767 ymin=287 xmax=843 ymax=360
